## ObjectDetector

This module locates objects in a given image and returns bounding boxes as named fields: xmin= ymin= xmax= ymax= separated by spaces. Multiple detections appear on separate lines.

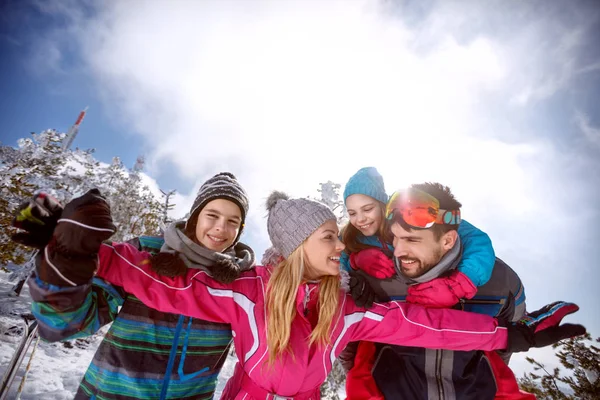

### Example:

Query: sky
xmin=1 ymin=0 xmax=599 ymax=377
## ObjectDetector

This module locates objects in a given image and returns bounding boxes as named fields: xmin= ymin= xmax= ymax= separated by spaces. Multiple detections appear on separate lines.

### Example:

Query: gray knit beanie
xmin=185 ymin=172 xmax=249 ymax=238
xmin=266 ymin=191 xmax=337 ymax=258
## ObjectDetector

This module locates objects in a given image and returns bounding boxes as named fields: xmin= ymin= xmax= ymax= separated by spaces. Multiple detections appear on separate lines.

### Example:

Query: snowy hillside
xmin=0 ymin=270 xmax=345 ymax=399
xmin=0 ymin=270 xmax=238 ymax=399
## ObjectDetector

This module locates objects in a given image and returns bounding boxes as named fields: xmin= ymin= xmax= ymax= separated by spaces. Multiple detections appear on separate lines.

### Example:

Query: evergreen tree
xmin=0 ymin=130 xmax=69 ymax=266
xmin=159 ymin=189 xmax=177 ymax=226
xmin=320 ymin=360 xmax=346 ymax=399
xmin=315 ymin=180 xmax=348 ymax=226
xmin=314 ymin=180 xmax=348 ymax=398
xmin=1 ymin=131 xmax=165 ymax=267
xmin=519 ymin=333 xmax=600 ymax=399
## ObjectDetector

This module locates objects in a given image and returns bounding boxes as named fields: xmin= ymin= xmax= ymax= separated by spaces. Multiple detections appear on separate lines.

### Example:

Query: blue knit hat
xmin=343 ymin=167 xmax=388 ymax=204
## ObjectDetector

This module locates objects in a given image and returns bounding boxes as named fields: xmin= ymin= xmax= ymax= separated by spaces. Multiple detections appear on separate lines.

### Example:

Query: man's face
xmin=391 ymin=222 xmax=454 ymax=278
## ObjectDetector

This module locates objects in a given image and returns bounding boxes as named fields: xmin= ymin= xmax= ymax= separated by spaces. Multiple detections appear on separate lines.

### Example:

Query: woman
xmin=19 ymin=189 xmax=585 ymax=399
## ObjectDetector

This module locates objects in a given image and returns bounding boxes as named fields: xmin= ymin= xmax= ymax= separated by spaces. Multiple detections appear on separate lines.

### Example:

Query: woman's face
xmin=345 ymin=194 xmax=383 ymax=237
xmin=195 ymin=199 xmax=242 ymax=252
xmin=303 ymin=219 xmax=345 ymax=279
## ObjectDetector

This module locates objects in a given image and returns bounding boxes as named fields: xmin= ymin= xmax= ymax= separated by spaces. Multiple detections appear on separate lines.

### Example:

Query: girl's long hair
xmin=341 ymin=200 xmax=391 ymax=254
xmin=265 ymin=244 xmax=340 ymax=365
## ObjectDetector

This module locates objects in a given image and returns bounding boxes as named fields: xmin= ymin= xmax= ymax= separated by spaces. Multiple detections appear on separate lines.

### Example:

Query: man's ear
xmin=441 ymin=230 xmax=458 ymax=251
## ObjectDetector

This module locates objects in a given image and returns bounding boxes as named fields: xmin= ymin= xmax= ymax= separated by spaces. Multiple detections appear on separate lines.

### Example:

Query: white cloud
xmin=575 ymin=111 xmax=600 ymax=147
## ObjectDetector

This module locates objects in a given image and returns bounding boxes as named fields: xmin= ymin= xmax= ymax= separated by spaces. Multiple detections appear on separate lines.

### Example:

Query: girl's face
xmin=303 ymin=220 xmax=345 ymax=280
xmin=195 ymin=199 xmax=242 ymax=252
xmin=345 ymin=194 xmax=383 ymax=237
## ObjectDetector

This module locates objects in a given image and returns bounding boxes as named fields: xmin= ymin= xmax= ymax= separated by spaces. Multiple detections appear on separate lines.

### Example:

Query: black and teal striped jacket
xmin=28 ymin=236 xmax=233 ymax=400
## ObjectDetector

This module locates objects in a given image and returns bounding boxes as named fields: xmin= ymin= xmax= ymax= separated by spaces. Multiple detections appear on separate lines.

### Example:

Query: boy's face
xmin=195 ymin=199 xmax=242 ymax=252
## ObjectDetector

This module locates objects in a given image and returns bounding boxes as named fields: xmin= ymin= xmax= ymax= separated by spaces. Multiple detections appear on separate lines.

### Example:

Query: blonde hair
xmin=265 ymin=244 xmax=340 ymax=365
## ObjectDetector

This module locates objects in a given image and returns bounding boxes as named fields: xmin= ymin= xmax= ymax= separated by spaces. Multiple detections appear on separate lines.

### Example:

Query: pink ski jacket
xmin=95 ymin=242 xmax=509 ymax=400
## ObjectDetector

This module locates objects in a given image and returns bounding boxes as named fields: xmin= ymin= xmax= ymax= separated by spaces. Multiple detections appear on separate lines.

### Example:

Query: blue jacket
xmin=340 ymin=219 xmax=495 ymax=286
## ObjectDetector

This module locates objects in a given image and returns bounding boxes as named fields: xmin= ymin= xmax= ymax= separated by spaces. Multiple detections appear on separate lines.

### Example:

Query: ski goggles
xmin=385 ymin=188 xmax=461 ymax=228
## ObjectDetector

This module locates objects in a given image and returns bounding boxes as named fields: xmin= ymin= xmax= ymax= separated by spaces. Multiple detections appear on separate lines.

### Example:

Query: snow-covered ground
xmin=0 ymin=270 xmax=238 ymax=399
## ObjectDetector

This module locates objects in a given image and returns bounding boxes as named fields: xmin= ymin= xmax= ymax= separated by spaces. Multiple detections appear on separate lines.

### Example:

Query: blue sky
xmin=1 ymin=0 xmax=599 ymax=376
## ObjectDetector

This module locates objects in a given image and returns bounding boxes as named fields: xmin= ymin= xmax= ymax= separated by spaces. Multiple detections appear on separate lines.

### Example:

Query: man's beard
xmin=400 ymin=247 xmax=443 ymax=278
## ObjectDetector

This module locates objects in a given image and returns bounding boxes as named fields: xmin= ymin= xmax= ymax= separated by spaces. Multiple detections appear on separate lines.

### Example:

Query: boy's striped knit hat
xmin=185 ymin=172 xmax=249 ymax=234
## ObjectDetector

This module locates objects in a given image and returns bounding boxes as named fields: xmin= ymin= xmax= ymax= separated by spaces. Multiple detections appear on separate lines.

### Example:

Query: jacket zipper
xmin=436 ymin=349 xmax=445 ymax=400
xmin=303 ymin=284 xmax=316 ymax=317
xmin=459 ymin=298 xmax=505 ymax=310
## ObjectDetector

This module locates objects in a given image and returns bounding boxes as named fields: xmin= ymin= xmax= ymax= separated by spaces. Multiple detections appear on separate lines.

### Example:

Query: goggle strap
xmin=436 ymin=209 xmax=461 ymax=225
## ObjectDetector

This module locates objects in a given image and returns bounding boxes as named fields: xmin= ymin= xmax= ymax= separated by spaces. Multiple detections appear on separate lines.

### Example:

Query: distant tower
xmin=133 ymin=155 xmax=145 ymax=172
xmin=62 ymin=107 xmax=88 ymax=151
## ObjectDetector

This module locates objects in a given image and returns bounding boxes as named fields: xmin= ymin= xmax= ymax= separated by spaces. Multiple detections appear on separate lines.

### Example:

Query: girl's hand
xmin=350 ymin=248 xmax=395 ymax=279
xmin=406 ymin=271 xmax=477 ymax=308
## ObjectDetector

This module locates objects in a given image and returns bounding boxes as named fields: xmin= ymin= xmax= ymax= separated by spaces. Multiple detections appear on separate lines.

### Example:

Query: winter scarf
xmin=151 ymin=221 xmax=255 ymax=282
xmin=395 ymin=236 xmax=462 ymax=285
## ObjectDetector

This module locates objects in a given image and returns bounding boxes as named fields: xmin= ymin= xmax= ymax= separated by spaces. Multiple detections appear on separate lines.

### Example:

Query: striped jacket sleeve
xmin=28 ymin=236 xmax=163 ymax=342
xmin=28 ymin=273 xmax=125 ymax=342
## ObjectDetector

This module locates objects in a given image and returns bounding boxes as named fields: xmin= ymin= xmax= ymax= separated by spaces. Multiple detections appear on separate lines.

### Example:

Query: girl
xmin=20 ymin=189 xmax=584 ymax=399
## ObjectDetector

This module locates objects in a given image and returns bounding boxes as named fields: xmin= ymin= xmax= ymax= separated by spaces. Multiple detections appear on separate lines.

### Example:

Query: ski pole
xmin=14 ymin=332 xmax=40 ymax=400
xmin=0 ymin=320 xmax=38 ymax=400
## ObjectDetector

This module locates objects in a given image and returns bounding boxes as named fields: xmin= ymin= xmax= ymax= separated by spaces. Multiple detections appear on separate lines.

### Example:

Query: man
xmin=343 ymin=182 xmax=535 ymax=400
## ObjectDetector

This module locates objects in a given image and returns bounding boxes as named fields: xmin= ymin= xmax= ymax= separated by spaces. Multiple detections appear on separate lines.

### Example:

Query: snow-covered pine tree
xmin=314 ymin=180 xmax=348 ymax=398
xmin=519 ymin=333 xmax=599 ymax=399
xmin=0 ymin=130 xmax=70 ymax=266
xmin=159 ymin=189 xmax=177 ymax=226
xmin=315 ymin=180 xmax=348 ymax=226
xmin=1 ymin=131 xmax=165 ymax=265
xmin=99 ymin=156 xmax=162 ymax=241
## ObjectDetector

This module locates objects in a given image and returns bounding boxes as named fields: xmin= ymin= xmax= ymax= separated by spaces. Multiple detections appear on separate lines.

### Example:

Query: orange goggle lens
xmin=386 ymin=188 xmax=461 ymax=228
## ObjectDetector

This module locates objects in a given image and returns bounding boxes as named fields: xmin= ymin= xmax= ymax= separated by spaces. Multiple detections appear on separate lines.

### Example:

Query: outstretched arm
xmin=96 ymin=242 xmax=260 ymax=326
xmin=348 ymin=299 xmax=508 ymax=352
xmin=29 ymin=274 xmax=124 ymax=342
xmin=342 ymin=297 xmax=584 ymax=355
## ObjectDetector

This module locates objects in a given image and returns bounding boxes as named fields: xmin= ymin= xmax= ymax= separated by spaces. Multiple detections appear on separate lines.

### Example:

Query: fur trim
xmin=209 ymin=258 xmax=241 ymax=283
xmin=266 ymin=191 xmax=289 ymax=211
xmin=340 ymin=269 xmax=350 ymax=293
xmin=261 ymin=246 xmax=285 ymax=267
xmin=150 ymin=252 xmax=188 ymax=277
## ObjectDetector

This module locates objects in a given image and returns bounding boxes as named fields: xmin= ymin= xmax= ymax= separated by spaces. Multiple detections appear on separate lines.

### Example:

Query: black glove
xmin=506 ymin=301 xmax=586 ymax=352
xmin=349 ymin=271 xmax=377 ymax=308
xmin=34 ymin=189 xmax=116 ymax=286
xmin=11 ymin=192 xmax=63 ymax=249
xmin=52 ymin=188 xmax=116 ymax=256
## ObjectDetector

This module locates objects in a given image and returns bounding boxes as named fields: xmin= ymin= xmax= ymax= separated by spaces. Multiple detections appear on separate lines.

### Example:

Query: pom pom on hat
xmin=266 ymin=191 xmax=290 ymax=212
